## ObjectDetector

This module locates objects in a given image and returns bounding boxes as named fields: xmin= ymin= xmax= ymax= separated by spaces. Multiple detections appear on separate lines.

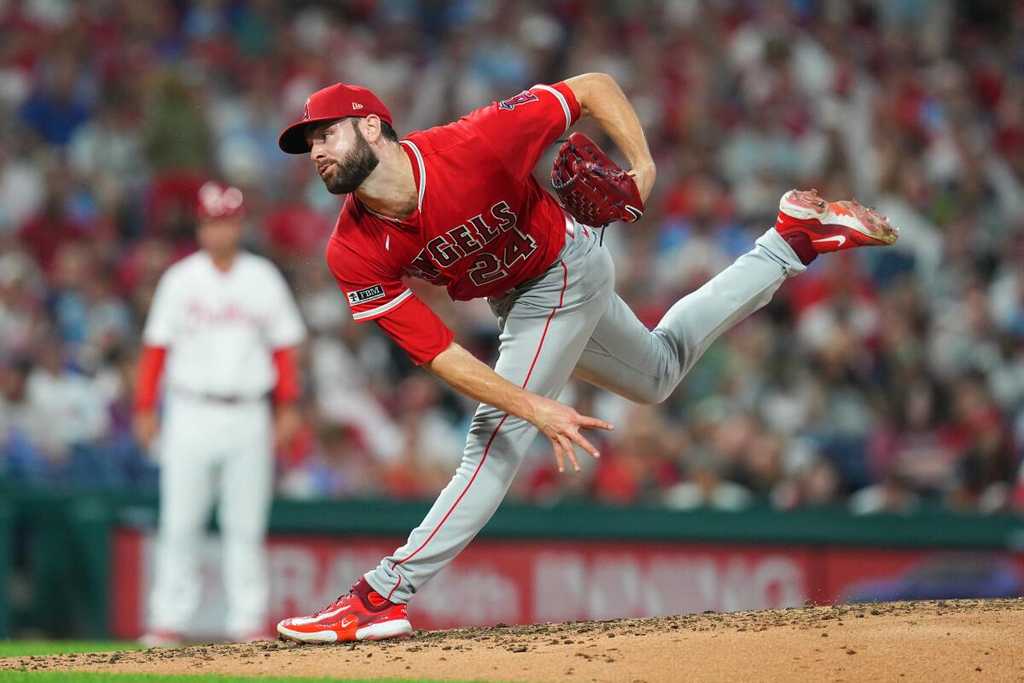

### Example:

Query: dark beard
xmin=324 ymin=120 xmax=379 ymax=195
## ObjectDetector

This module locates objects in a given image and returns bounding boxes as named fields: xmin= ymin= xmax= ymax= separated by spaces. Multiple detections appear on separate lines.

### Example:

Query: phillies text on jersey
xmin=143 ymin=252 xmax=307 ymax=397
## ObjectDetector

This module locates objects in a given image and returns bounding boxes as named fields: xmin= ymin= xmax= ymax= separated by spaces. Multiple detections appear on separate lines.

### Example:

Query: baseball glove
xmin=550 ymin=132 xmax=644 ymax=228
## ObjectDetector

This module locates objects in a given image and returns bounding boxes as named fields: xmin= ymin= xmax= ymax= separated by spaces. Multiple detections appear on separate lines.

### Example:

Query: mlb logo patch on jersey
xmin=347 ymin=284 xmax=386 ymax=306
xmin=499 ymin=91 xmax=539 ymax=111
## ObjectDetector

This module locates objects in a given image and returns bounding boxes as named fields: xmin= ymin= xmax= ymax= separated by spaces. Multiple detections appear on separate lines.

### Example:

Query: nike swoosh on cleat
xmin=320 ymin=604 xmax=351 ymax=618
xmin=812 ymin=234 xmax=847 ymax=247
xmin=290 ymin=603 xmax=351 ymax=625
xmin=340 ymin=616 xmax=356 ymax=629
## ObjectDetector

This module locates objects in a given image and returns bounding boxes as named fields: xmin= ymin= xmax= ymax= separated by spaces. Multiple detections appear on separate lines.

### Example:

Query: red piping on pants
xmin=385 ymin=260 xmax=570 ymax=601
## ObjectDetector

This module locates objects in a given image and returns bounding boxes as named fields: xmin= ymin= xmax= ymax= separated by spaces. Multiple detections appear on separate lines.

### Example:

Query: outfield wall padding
xmin=3 ymin=485 xmax=1024 ymax=637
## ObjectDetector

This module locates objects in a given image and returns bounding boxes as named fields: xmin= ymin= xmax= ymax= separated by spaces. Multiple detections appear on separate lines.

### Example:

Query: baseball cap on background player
xmin=196 ymin=181 xmax=244 ymax=221
xmin=278 ymin=83 xmax=393 ymax=154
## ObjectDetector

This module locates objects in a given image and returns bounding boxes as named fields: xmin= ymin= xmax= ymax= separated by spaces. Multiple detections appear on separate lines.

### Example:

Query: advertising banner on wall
xmin=109 ymin=529 xmax=1024 ymax=640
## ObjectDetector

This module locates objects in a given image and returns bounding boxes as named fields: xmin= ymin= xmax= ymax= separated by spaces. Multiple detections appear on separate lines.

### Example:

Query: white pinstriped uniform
xmin=144 ymin=251 xmax=306 ymax=638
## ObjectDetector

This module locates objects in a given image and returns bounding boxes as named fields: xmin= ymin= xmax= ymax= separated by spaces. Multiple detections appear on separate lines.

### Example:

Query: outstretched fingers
xmin=549 ymin=434 xmax=566 ymax=472
xmin=577 ymin=415 xmax=614 ymax=432
xmin=557 ymin=434 xmax=579 ymax=472
xmin=548 ymin=433 xmax=579 ymax=473
xmin=538 ymin=402 xmax=615 ymax=474
xmin=567 ymin=428 xmax=601 ymax=461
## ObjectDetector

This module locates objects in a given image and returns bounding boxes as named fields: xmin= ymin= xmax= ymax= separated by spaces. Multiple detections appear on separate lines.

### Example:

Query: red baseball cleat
xmin=276 ymin=578 xmax=413 ymax=643
xmin=775 ymin=189 xmax=898 ymax=257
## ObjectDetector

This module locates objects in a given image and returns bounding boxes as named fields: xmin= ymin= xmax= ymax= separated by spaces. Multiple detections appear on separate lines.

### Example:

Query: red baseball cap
xmin=278 ymin=83 xmax=393 ymax=154
xmin=197 ymin=181 xmax=244 ymax=220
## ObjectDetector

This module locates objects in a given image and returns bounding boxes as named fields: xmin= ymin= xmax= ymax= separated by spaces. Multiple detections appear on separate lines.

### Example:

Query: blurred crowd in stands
xmin=2 ymin=0 xmax=1024 ymax=515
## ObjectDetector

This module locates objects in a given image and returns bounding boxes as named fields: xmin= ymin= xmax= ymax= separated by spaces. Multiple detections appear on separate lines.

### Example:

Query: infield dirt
xmin=3 ymin=599 xmax=1022 ymax=682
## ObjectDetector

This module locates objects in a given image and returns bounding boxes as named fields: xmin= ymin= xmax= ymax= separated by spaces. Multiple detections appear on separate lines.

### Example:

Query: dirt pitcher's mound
xmin=5 ymin=599 xmax=1024 ymax=682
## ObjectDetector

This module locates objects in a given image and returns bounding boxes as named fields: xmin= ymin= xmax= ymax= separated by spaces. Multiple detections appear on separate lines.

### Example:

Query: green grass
xmin=0 ymin=641 xmax=490 ymax=682
xmin=0 ymin=643 xmax=143 ymax=658
xmin=0 ymin=674 xmax=464 ymax=682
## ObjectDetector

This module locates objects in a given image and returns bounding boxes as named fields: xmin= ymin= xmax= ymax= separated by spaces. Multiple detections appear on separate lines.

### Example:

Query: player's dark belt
xmin=172 ymin=387 xmax=268 ymax=404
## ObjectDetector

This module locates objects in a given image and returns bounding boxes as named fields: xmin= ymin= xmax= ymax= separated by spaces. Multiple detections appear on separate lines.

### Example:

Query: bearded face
xmin=316 ymin=119 xmax=380 ymax=195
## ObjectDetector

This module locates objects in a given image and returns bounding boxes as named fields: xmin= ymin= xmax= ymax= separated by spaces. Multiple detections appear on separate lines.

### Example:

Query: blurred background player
xmin=134 ymin=181 xmax=307 ymax=645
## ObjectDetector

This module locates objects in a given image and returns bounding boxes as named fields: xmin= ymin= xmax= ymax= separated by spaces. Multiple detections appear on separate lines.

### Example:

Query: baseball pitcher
xmin=274 ymin=73 xmax=897 ymax=642
xmin=135 ymin=181 xmax=307 ymax=645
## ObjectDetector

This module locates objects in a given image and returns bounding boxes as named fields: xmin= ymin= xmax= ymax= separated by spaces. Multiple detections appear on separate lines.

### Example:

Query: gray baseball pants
xmin=365 ymin=223 xmax=805 ymax=603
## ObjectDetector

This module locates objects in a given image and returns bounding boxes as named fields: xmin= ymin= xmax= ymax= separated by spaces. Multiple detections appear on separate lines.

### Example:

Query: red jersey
xmin=326 ymin=82 xmax=582 ymax=364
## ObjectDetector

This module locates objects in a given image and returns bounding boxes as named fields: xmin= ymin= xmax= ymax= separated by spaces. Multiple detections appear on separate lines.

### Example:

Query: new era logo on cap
xmin=352 ymin=102 xmax=364 ymax=110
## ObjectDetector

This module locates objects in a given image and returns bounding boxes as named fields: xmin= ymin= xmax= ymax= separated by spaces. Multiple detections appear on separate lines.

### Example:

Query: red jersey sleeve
xmin=134 ymin=345 xmax=166 ymax=412
xmin=375 ymin=296 xmax=454 ymax=365
xmin=327 ymin=237 xmax=453 ymax=365
xmin=465 ymin=81 xmax=582 ymax=182
xmin=271 ymin=346 xmax=301 ymax=404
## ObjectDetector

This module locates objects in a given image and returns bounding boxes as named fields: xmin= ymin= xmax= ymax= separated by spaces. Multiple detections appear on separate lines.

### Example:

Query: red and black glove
xmin=550 ymin=132 xmax=644 ymax=228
